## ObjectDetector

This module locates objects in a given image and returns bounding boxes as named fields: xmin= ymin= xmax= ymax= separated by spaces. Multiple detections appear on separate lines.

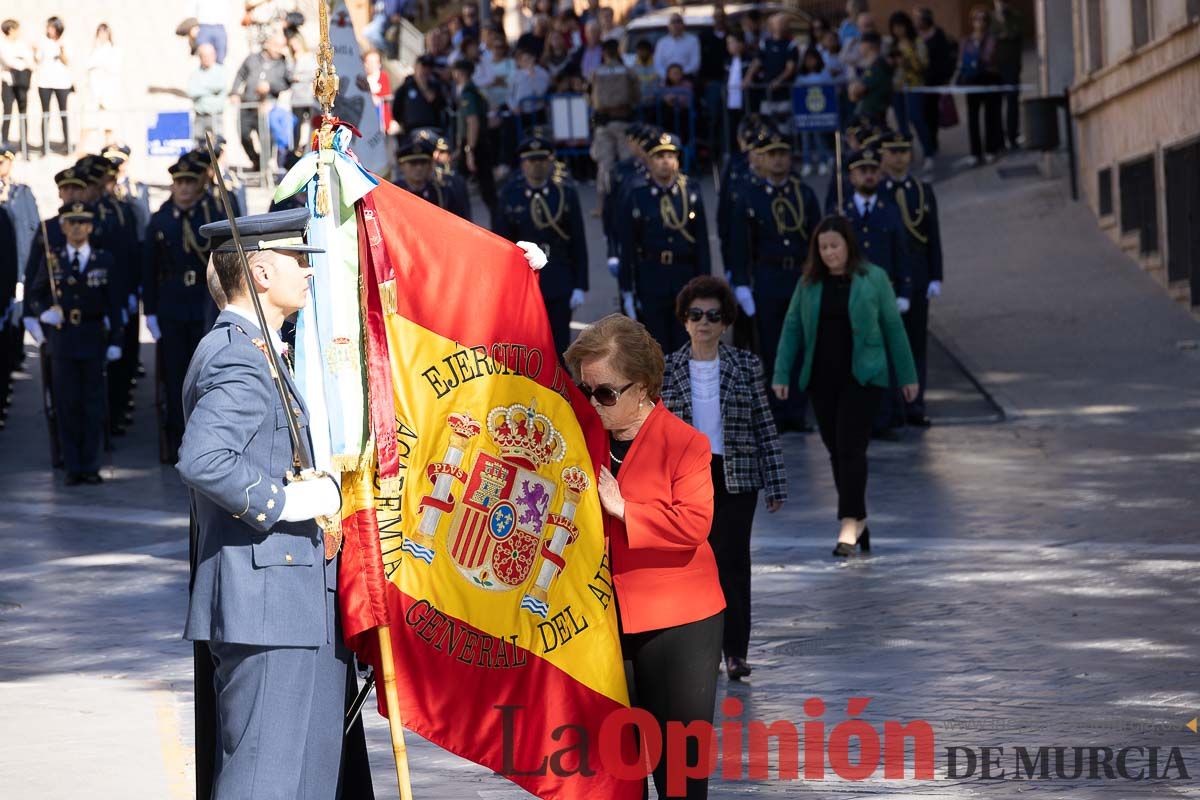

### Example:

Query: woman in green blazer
xmin=771 ymin=216 xmax=919 ymax=557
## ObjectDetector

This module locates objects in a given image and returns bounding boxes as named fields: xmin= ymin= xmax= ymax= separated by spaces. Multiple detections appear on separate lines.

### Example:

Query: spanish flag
xmin=339 ymin=179 xmax=639 ymax=798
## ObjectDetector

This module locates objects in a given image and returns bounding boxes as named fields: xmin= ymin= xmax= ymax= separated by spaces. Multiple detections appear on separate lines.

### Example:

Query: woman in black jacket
xmin=661 ymin=276 xmax=787 ymax=680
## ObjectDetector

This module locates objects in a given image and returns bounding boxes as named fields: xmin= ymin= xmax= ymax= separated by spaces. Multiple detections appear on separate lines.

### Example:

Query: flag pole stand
xmin=377 ymin=625 xmax=414 ymax=800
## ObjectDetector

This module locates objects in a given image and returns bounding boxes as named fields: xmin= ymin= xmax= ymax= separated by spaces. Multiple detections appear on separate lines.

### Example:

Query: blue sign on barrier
xmin=147 ymin=111 xmax=192 ymax=157
xmin=793 ymin=84 xmax=840 ymax=132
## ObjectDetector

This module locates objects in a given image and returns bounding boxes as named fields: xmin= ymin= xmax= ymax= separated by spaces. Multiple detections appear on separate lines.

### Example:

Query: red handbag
xmin=938 ymin=93 xmax=959 ymax=128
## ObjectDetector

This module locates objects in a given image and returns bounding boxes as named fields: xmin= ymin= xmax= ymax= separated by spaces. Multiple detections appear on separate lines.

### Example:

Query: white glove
xmin=569 ymin=289 xmax=585 ymax=310
xmin=896 ymin=297 xmax=911 ymax=314
xmin=606 ymin=256 xmax=619 ymax=277
xmin=281 ymin=474 xmax=342 ymax=523
xmin=106 ymin=345 xmax=122 ymax=362
xmin=145 ymin=314 xmax=161 ymax=341
xmin=14 ymin=281 xmax=23 ymax=302
xmin=23 ymin=317 xmax=44 ymax=345
xmin=39 ymin=307 xmax=63 ymax=327
xmin=926 ymin=280 xmax=942 ymax=300
xmin=621 ymin=291 xmax=636 ymax=321
xmin=734 ymin=285 xmax=756 ymax=317
xmin=516 ymin=241 xmax=548 ymax=271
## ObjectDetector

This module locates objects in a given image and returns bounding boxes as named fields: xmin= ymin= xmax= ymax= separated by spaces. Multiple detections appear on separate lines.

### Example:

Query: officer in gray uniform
xmin=178 ymin=207 xmax=351 ymax=799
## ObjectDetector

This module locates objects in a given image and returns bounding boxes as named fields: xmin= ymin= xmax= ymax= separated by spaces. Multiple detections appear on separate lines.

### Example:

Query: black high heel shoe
xmin=832 ymin=527 xmax=871 ymax=558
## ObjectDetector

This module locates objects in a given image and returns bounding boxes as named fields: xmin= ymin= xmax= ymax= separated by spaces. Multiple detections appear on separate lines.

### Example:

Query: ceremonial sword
xmin=202 ymin=131 xmax=340 ymax=543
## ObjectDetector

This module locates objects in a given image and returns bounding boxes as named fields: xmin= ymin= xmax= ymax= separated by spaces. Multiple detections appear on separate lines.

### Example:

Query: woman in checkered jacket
xmin=661 ymin=276 xmax=788 ymax=681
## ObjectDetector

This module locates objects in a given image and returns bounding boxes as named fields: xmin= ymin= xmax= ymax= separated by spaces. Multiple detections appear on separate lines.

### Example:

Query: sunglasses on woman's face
xmin=686 ymin=307 xmax=725 ymax=323
xmin=577 ymin=381 xmax=635 ymax=407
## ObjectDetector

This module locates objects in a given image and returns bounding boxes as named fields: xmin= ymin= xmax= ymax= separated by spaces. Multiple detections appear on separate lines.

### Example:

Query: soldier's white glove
xmin=14 ymin=281 xmax=23 ymax=302
xmin=23 ymin=317 xmax=44 ymax=345
xmin=621 ymin=291 xmax=636 ymax=321
xmin=926 ymin=280 xmax=942 ymax=300
xmin=281 ymin=474 xmax=342 ymax=522
xmin=516 ymin=241 xmax=548 ymax=271
xmin=145 ymin=314 xmax=161 ymax=341
xmin=39 ymin=307 xmax=63 ymax=327
xmin=606 ymin=256 xmax=619 ymax=278
xmin=106 ymin=345 xmax=122 ymax=362
xmin=569 ymin=289 xmax=585 ymax=310
xmin=896 ymin=297 xmax=911 ymax=314
xmin=734 ymin=285 xmax=756 ymax=317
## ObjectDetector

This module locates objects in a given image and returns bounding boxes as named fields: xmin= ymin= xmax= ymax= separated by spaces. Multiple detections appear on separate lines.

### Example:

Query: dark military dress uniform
xmin=729 ymin=137 xmax=823 ymax=429
xmin=26 ymin=203 xmax=123 ymax=481
xmin=395 ymin=133 xmax=460 ymax=213
xmin=0 ymin=201 xmax=16 ymax=428
xmin=880 ymin=133 xmax=943 ymax=422
xmin=410 ymin=128 xmax=472 ymax=221
xmin=493 ymin=136 xmax=589 ymax=358
xmin=77 ymin=155 xmax=142 ymax=435
xmin=143 ymin=158 xmax=223 ymax=460
xmin=617 ymin=132 xmax=711 ymax=353
xmin=841 ymin=148 xmax=913 ymax=433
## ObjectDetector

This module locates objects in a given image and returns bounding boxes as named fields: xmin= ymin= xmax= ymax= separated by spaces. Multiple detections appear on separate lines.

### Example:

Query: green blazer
xmin=772 ymin=263 xmax=919 ymax=391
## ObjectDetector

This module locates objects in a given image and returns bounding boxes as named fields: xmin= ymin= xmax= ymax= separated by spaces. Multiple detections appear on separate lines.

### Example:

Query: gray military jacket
xmin=178 ymin=307 xmax=334 ymax=647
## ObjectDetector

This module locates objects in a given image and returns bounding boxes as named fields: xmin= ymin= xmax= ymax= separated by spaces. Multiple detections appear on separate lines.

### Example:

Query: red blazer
xmin=608 ymin=401 xmax=725 ymax=634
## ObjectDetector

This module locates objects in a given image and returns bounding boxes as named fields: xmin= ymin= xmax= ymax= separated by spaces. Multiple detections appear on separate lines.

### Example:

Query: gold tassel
xmin=316 ymin=178 xmax=331 ymax=217
xmin=378 ymin=279 xmax=397 ymax=315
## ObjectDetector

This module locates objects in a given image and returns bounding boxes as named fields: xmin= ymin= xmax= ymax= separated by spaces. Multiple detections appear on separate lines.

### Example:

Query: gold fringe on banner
xmin=378 ymin=279 xmax=397 ymax=316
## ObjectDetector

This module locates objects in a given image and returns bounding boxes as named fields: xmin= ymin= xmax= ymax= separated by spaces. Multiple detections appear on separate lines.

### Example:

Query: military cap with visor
xmin=200 ymin=207 xmax=326 ymax=254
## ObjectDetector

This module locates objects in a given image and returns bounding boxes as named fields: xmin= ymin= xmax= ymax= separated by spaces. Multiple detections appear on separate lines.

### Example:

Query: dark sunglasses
xmin=686 ymin=307 xmax=726 ymax=323
xmin=577 ymin=381 xmax=635 ymax=407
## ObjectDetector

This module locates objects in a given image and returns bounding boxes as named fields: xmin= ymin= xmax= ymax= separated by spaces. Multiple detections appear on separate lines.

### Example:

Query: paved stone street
xmin=3 ymin=153 xmax=1200 ymax=799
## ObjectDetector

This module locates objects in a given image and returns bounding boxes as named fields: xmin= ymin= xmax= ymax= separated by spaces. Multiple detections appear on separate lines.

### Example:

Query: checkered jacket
xmin=661 ymin=342 xmax=788 ymax=504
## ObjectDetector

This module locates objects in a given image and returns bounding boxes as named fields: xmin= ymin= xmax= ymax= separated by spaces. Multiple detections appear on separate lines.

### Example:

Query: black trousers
xmin=544 ymin=296 xmax=572 ymax=362
xmin=920 ymin=92 xmax=941 ymax=156
xmin=708 ymin=456 xmax=757 ymax=660
xmin=966 ymin=91 xmax=1002 ymax=159
xmin=239 ymin=107 xmax=263 ymax=171
xmin=808 ymin=377 xmax=882 ymax=520
xmin=756 ymin=279 xmax=808 ymax=426
xmin=903 ymin=292 xmax=929 ymax=415
xmin=50 ymin=354 xmax=106 ymax=474
xmin=458 ymin=147 xmax=497 ymax=227
xmin=623 ymin=611 xmax=722 ymax=799
xmin=160 ymin=318 xmax=206 ymax=455
xmin=1002 ymin=88 xmax=1021 ymax=147
xmin=37 ymin=87 xmax=70 ymax=153
xmin=2 ymin=79 xmax=30 ymax=146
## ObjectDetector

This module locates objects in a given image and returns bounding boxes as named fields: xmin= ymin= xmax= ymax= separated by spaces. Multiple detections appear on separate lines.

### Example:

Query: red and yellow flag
xmin=339 ymin=180 xmax=639 ymax=799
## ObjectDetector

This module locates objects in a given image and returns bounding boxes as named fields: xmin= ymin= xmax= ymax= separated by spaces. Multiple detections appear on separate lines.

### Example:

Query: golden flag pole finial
xmin=313 ymin=0 xmax=339 ymax=215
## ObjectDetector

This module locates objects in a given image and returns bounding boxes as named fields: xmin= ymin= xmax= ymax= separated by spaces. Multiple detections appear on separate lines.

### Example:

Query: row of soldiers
xmin=6 ymin=143 xmax=244 ymax=481
xmin=597 ymin=115 xmax=943 ymax=437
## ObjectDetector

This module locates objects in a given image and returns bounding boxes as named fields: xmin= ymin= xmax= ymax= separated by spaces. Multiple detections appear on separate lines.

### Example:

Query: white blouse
xmin=689 ymin=357 xmax=724 ymax=456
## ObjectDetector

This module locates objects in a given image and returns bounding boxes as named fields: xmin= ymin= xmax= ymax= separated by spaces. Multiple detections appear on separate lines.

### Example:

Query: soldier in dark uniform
xmin=824 ymin=119 xmax=882 ymax=214
xmin=617 ymin=131 xmax=711 ymax=353
xmin=77 ymin=154 xmax=141 ymax=435
xmin=493 ymin=135 xmax=589 ymax=358
xmin=103 ymin=145 xmax=152 ymax=409
xmin=24 ymin=202 xmax=123 ymax=484
xmin=729 ymin=132 xmax=823 ymax=432
xmin=840 ymin=146 xmax=913 ymax=439
xmin=880 ymin=130 xmax=942 ymax=427
xmin=395 ymin=133 xmax=456 ymax=211
xmin=604 ymin=124 xmax=655 ymax=278
xmin=143 ymin=156 xmax=223 ymax=461
xmin=412 ymin=127 xmax=472 ymax=221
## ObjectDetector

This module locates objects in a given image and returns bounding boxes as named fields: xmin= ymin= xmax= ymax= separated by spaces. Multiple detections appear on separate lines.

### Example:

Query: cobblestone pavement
xmin=2 ymin=169 xmax=1199 ymax=799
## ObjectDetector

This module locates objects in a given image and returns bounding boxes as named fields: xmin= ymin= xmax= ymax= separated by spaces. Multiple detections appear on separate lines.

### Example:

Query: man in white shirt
xmin=652 ymin=14 xmax=700 ymax=80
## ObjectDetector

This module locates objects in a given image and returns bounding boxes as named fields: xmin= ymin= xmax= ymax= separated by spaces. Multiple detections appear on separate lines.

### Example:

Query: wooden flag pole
xmin=312 ymin=2 xmax=413 ymax=796
xmin=376 ymin=626 xmax=414 ymax=800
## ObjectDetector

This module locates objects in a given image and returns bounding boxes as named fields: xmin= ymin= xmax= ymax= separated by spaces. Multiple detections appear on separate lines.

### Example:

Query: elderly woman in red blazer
xmin=565 ymin=313 xmax=724 ymax=800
